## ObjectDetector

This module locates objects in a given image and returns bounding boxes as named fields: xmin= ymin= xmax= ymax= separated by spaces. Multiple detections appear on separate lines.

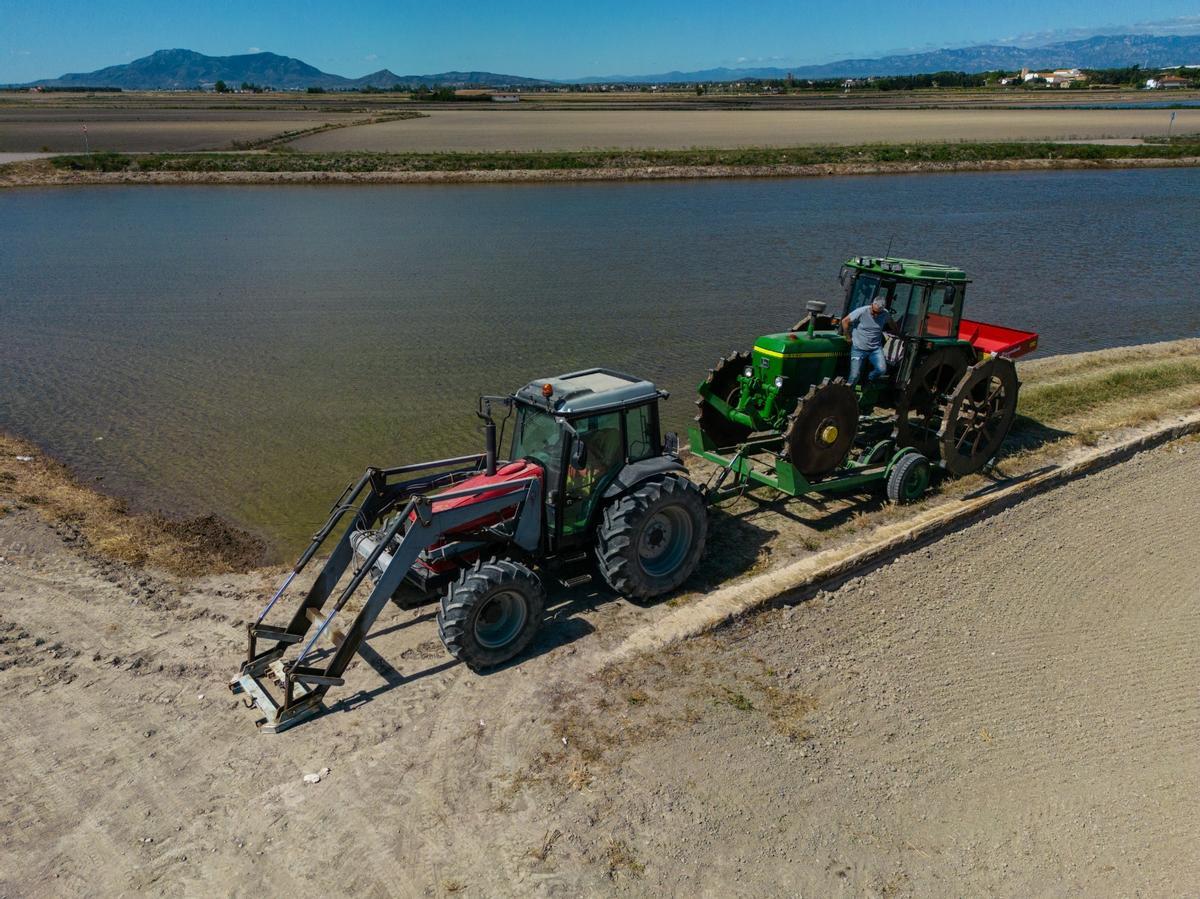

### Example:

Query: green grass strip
xmin=47 ymin=140 xmax=1200 ymax=174
xmin=1018 ymin=359 xmax=1200 ymax=424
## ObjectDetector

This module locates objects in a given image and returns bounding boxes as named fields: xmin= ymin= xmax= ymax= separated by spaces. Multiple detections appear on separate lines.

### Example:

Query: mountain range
xmin=578 ymin=35 xmax=1200 ymax=83
xmin=21 ymin=49 xmax=552 ymax=90
xmin=14 ymin=35 xmax=1200 ymax=90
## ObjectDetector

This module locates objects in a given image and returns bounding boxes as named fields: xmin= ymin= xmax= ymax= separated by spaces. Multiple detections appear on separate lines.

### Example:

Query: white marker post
xmin=82 ymin=123 xmax=90 ymax=154
xmin=1168 ymin=110 xmax=1176 ymax=143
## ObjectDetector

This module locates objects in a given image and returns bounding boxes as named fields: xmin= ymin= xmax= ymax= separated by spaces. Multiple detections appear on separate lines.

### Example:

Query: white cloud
xmin=364 ymin=53 xmax=378 ymax=61
xmin=247 ymin=46 xmax=261 ymax=53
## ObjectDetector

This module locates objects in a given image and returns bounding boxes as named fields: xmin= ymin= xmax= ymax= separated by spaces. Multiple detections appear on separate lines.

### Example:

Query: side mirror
xmin=570 ymin=438 xmax=588 ymax=470
xmin=663 ymin=431 xmax=679 ymax=455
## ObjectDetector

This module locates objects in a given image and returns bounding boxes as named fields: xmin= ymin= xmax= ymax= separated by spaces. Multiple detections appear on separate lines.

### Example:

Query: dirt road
xmin=2 ymin=439 xmax=1197 ymax=896
xmin=545 ymin=436 xmax=1200 ymax=896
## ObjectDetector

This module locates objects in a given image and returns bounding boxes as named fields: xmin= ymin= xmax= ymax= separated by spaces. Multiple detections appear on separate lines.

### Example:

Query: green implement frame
xmin=687 ymin=425 xmax=918 ymax=502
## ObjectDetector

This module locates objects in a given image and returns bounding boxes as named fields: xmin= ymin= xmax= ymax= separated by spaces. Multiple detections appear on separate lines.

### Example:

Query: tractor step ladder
xmin=230 ymin=458 xmax=542 ymax=734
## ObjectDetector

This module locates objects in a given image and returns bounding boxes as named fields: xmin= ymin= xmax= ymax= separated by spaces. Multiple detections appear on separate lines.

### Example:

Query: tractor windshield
xmin=846 ymin=274 xmax=881 ymax=314
xmin=511 ymin=405 xmax=565 ymax=474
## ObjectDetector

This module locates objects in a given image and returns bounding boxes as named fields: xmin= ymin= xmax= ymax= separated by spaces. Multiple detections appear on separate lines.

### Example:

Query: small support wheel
xmin=596 ymin=473 xmax=707 ymax=601
xmin=886 ymin=451 xmax=932 ymax=505
xmin=438 ymin=559 xmax=545 ymax=671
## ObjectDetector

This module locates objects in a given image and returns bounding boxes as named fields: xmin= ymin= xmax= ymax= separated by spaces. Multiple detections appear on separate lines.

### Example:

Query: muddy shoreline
xmin=3 ymin=154 xmax=1200 ymax=188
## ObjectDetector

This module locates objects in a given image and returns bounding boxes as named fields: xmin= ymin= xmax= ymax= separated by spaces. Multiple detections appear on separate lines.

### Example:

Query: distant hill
xmin=13 ymin=35 xmax=1200 ymax=91
xmin=19 ymin=49 xmax=555 ymax=90
xmin=576 ymin=34 xmax=1200 ymax=83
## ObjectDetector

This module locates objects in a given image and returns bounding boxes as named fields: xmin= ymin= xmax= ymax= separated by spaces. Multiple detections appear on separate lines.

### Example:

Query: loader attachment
xmin=230 ymin=454 xmax=542 ymax=733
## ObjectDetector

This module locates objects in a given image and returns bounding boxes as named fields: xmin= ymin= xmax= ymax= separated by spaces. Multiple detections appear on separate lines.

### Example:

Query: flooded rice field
xmin=2 ymin=167 xmax=1197 ymax=550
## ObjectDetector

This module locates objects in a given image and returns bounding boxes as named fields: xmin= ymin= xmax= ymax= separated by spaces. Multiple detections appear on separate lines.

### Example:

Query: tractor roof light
xmin=541 ymin=383 xmax=554 ymax=398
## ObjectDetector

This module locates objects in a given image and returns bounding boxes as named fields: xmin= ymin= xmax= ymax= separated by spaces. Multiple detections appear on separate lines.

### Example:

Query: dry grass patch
xmin=604 ymin=838 xmax=645 ymax=878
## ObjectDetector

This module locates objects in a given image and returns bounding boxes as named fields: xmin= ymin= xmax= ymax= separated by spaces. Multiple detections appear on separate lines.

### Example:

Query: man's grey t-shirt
xmin=846 ymin=305 xmax=892 ymax=352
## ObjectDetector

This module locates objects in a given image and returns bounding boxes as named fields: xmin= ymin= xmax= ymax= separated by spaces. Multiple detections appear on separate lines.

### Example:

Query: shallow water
xmin=2 ymin=169 xmax=1197 ymax=552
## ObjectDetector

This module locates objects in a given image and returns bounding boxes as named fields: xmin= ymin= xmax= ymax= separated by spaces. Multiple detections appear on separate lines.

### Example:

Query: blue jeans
xmin=849 ymin=347 xmax=887 ymax=385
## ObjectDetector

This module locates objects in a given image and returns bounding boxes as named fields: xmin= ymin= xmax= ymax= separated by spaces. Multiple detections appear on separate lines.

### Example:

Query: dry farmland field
xmin=292 ymin=106 xmax=1199 ymax=152
xmin=1 ymin=90 xmax=1196 ymax=153
xmin=0 ymin=107 xmax=376 ymax=153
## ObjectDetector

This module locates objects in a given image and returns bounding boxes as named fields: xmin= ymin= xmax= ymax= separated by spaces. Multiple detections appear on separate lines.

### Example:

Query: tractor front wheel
xmin=438 ymin=559 xmax=545 ymax=671
xmin=695 ymin=351 xmax=753 ymax=449
xmin=596 ymin=474 xmax=707 ymax=601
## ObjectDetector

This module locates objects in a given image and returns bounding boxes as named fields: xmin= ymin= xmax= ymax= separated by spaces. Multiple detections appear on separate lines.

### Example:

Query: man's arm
xmin=841 ymin=308 xmax=857 ymax=337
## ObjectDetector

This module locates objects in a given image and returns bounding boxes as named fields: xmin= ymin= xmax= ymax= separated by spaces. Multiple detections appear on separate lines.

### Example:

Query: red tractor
xmin=232 ymin=369 xmax=707 ymax=732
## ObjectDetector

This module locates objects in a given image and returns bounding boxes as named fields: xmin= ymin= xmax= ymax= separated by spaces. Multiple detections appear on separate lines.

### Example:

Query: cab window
xmin=624 ymin=404 xmax=658 ymax=461
xmin=846 ymin=274 xmax=880 ymax=315
xmin=925 ymin=285 xmax=960 ymax=338
xmin=512 ymin=408 xmax=563 ymax=470
xmin=562 ymin=412 xmax=623 ymax=534
xmin=890 ymin=283 xmax=925 ymax=337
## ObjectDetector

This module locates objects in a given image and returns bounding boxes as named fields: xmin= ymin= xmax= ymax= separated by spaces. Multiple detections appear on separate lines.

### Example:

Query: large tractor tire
xmin=438 ymin=558 xmax=545 ymax=671
xmin=782 ymin=377 xmax=859 ymax=477
xmin=893 ymin=346 xmax=975 ymax=459
xmin=695 ymin=351 xmax=753 ymax=449
xmin=596 ymin=473 xmax=707 ymax=601
xmin=938 ymin=356 xmax=1020 ymax=476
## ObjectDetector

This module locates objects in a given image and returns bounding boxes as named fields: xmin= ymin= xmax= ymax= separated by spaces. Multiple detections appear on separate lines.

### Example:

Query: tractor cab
xmin=837 ymin=256 xmax=969 ymax=386
xmin=508 ymin=369 xmax=676 ymax=549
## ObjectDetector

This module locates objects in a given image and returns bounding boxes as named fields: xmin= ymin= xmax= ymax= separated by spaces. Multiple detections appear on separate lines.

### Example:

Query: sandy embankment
xmin=3 ymin=154 xmax=1200 ymax=189
xmin=1 ymin=339 xmax=1198 ymax=895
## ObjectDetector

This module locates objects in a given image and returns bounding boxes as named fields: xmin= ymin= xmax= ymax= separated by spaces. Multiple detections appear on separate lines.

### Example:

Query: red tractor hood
xmin=410 ymin=460 xmax=543 ymax=538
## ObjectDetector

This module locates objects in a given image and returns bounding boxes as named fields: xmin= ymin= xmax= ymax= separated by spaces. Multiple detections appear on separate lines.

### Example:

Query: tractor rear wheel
xmin=938 ymin=356 xmax=1020 ymax=475
xmin=893 ymin=346 xmax=974 ymax=458
xmin=695 ymin=352 xmax=753 ymax=449
xmin=438 ymin=559 xmax=545 ymax=671
xmin=782 ymin=377 xmax=859 ymax=477
xmin=596 ymin=473 xmax=707 ymax=601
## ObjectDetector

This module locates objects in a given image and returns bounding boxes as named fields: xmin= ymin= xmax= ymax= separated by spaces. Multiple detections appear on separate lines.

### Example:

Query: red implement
xmin=958 ymin=317 xmax=1039 ymax=359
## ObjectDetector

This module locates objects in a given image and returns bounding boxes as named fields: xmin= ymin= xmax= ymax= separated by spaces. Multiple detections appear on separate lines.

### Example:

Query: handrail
xmin=379 ymin=453 xmax=486 ymax=478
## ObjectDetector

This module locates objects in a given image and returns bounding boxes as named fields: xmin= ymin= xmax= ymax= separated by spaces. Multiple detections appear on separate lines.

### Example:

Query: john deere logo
xmin=760 ymin=358 xmax=769 ymax=368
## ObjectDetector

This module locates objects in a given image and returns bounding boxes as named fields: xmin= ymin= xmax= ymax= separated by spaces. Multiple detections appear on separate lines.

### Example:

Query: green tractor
xmin=691 ymin=256 xmax=1038 ymax=502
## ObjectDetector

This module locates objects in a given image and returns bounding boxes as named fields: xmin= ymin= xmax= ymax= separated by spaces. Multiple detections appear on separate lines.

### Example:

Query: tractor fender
xmin=601 ymin=457 xmax=689 ymax=502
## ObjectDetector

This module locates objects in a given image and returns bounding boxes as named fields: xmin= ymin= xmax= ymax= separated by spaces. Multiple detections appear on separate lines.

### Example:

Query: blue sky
xmin=3 ymin=1 xmax=1199 ymax=82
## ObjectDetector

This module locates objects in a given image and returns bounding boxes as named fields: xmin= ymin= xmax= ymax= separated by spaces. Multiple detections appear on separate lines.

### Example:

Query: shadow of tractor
xmin=1005 ymin=414 xmax=1074 ymax=454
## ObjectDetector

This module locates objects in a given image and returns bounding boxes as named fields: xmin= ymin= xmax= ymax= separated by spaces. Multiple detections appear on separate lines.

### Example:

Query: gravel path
xmin=548 ymin=438 xmax=1200 ymax=895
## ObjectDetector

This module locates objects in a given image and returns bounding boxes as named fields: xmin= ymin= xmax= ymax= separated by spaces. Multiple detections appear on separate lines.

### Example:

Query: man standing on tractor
xmin=842 ymin=296 xmax=899 ymax=384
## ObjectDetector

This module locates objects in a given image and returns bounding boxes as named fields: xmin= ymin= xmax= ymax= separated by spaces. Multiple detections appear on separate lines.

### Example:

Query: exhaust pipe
xmin=483 ymin=416 xmax=497 ymax=476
